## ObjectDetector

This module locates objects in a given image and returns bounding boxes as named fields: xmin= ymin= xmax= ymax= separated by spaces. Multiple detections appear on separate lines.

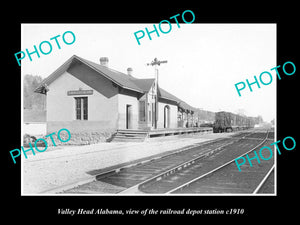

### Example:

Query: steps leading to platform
xmin=111 ymin=130 xmax=148 ymax=142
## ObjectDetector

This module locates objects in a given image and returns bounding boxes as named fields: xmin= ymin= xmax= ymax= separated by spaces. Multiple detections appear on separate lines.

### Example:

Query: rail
xmin=165 ymin=130 xmax=270 ymax=194
xmin=119 ymin=131 xmax=258 ymax=194
xmin=253 ymin=165 xmax=275 ymax=194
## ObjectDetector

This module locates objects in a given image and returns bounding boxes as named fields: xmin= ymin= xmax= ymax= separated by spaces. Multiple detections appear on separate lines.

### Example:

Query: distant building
xmin=35 ymin=55 xmax=210 ymax=143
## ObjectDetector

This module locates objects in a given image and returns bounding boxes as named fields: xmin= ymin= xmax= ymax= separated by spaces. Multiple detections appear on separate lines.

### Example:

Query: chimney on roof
xmin=100 ymin=57 xmax=109 ymax=67
xmin=127 ymin=67 xmax=133 ymax=76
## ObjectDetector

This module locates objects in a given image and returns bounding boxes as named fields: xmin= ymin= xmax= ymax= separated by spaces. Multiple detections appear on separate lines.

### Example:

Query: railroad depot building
xmin=35 ymin=55 xmax=211 ymax=143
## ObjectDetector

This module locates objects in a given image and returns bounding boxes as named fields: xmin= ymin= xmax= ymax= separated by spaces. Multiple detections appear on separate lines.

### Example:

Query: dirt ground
xmin=22 ymin=132 xmax=235 ymax=194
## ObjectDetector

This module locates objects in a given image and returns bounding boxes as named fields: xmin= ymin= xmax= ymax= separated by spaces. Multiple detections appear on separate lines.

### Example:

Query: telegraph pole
xmin=147 ymin=58 xmax=168 ymax=129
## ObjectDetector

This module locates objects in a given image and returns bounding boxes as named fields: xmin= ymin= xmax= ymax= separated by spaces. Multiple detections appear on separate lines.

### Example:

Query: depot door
xmin=164 ymin=105 xmax=170 ymax=128
xmin=152 ymin=103 xmax=156 ymax=128
xmin=126 ymin=104 xmax=132 ymax=129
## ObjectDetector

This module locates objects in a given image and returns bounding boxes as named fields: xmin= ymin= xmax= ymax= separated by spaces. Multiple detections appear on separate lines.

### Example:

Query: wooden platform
xmin=111 ymin=127 xmax=213 ymax=142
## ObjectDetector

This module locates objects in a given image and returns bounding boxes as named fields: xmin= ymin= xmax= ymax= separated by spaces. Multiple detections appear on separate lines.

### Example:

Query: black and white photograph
xmin=21 ymin=23 xmax=276 ymax=195
xmin=4 ymin=4 xmax=298 ymax=221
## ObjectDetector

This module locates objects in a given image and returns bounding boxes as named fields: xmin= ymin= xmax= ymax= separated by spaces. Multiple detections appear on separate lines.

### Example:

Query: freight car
xmin=213 ymin=111 xmax=256 ymax=133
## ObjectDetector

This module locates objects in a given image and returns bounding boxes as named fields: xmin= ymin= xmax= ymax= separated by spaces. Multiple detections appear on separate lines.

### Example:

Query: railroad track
xmin=62 ymin=130 xmax=274 ymax=194
xmin=254 ymin=165 xmax=275 ymax=194
xmin=138 ymin=131 xmax=274 ymax=194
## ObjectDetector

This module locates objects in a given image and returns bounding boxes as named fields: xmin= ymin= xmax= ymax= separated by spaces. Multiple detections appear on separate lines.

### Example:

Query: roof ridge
xmin=72 ymin=56 xmax=145 ymax=93
xmin=34 ymin=55 xmax=195 ymax=112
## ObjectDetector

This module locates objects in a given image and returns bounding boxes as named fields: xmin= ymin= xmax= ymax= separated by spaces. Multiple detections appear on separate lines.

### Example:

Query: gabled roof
xmin=76 ymin=56 xmax=145 ymax=93
xmin=34 ymin=55 xmax=195 ymax=112
xmin=158 ymin=88 xmax=195 ymax=111
xmin=35 ymin=55 xmax=145 ymax=94
xmin=177 ymin=101 xmax=195 ymax=112
xmin=130 ymin=78 xmax=155 ymax=92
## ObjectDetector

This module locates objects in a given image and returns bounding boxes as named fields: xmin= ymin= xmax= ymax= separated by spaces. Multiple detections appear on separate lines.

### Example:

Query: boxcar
xmin=213 ymin=111 xmax=256 ymax=133
xmin=213 ymin=111 xmax=234 ymax=132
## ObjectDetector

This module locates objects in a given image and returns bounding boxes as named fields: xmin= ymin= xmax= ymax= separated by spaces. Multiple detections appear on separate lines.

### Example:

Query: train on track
xmin=213 ymin=111 xmax=261 ymax=133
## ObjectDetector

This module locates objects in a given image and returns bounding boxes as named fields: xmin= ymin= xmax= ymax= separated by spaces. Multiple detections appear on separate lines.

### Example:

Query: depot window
xmin=75 ymin=97 xmax=88 ymax=120
xmin=139 ymin=100 xmax=146 ymax=122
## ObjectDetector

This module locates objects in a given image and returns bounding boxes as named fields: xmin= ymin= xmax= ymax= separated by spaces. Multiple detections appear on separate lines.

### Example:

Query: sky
xmin=21 ymin=23 xmax=276 ymax=122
